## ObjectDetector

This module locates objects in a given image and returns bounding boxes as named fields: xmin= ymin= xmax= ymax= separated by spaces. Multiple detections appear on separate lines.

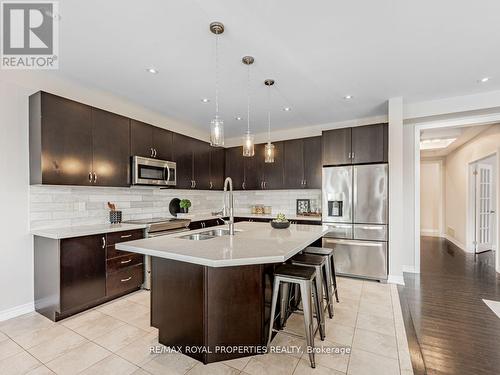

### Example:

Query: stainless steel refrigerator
xmin=322 ymin=164 xmax=388 ymax=281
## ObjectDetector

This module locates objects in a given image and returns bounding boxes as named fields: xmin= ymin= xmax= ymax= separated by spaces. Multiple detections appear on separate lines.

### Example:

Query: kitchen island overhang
xmin=117 ymin=222 xmax=329 ymax=364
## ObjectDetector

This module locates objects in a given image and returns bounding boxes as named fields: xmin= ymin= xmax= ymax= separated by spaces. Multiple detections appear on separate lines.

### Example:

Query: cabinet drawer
xmin=106 ymin=230 xmax=144 ymax=247
xmin=106 ymin=264 xmax=144 ymax=297
xmin=107 ymin=253 xmax=143 ymax=273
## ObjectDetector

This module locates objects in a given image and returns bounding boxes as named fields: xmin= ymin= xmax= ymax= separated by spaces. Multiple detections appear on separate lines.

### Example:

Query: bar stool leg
xmin=330 ymin=256 xmax=339 ymax=302
xmin=279 ymin=282 xmax=290 ymax=328
xmin=299 ymin=280 xmax=315 ymax=368
xmin=267 ymin=277 xmax=281 ymax=348
xmin=312 ymin=276 xmax=326 ymax=341
xmin=323 ymin=262 xmax=334 ymax=318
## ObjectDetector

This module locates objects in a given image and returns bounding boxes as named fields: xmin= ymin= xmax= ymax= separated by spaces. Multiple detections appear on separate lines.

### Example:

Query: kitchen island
xmin=117 ymin=221 xmax=329 ymax=364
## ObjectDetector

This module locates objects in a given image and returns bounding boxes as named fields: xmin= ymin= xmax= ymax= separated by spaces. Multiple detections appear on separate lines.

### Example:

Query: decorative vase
xmin=180 ymin=207 xmax=188 ymax=213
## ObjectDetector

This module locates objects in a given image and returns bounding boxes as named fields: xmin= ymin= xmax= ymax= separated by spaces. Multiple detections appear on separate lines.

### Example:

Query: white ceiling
xmin=420 ymin=124 xmax=493 ymax=157
xmin=55 ymin=0 xmax=500 ymax=138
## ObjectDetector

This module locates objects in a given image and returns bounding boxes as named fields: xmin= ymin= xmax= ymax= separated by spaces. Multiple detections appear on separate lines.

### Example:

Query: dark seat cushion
xmin=292 ymin=253 xmax=325 ymax=266
xmin=275 ymin=264 xmax=316 ymax=280
xmin=304 ymin=246 xmax=334 ymax=256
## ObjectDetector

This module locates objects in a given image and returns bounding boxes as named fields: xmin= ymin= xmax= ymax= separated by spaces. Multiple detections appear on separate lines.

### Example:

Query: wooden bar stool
xmin=267 ymin=264 xmax=324 ymax=368
xmin=304 ymin=246 xmax=340 ymax=303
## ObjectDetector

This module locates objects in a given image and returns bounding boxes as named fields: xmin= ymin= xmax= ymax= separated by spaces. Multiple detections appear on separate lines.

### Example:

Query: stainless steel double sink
xmin=179 ymin=228 xmax=240 ymax=240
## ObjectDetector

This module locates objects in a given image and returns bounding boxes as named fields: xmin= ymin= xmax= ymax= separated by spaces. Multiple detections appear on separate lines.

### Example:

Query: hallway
xmin=400 ymin=237 xmax=500 ymax=375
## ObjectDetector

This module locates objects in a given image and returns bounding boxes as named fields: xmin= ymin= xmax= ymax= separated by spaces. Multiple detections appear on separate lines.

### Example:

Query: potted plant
xmin=179 ymin=199 xmax=192 ymax=213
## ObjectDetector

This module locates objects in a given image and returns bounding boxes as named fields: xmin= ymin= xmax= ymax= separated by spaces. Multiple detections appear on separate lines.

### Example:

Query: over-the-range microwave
xmin=132 ymin=156 xmax=176 ymax=187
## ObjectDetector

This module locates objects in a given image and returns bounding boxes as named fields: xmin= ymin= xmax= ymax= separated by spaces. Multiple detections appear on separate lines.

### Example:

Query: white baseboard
xmin=420 ymin=229 xmax=443 ymax=237
xmin=387 ymin=275 xmax=405 ymax=285
xmin=445 ymin=235 xmax=469 ymax=252
xmin=402 ymin=265 xmax=418 ymax=273
xmin=0 ymin=302 xmax=34 ymax=322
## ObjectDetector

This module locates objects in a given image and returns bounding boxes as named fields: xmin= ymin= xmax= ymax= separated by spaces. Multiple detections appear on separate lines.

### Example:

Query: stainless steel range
xmin=123 ymin=217 xmax=190 ymax=289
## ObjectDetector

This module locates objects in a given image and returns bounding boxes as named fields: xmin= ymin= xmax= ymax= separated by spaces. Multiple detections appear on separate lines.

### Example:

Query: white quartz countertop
xmin=176 ymin=212 xmax=322 ymax=222
xmin=31 ymin=223 xmax=147 ymax=240
xmin=116 ymin=221 xmax=329 ymax=267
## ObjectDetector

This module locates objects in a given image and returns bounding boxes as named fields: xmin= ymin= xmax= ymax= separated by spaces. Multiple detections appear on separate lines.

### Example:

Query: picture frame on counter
xmin=296 ymin=199 xmax=311 ymax=215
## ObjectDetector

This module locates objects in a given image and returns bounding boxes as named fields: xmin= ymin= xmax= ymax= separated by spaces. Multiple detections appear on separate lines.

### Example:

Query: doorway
xmin=468 ymin=154 xmax=497 ymax=257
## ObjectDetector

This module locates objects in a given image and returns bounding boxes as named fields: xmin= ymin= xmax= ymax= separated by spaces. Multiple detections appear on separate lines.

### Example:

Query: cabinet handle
xmin=88 ymin=172 xmax=92 ymax=183
xmin=242 ymin=182 xmax=246 ymax=190
xmin=93 ymin=173 xmax=97 ymax=183
xmin=352 ymin=152 xmax=355 ymax=160
xmin=120 ymin=259 xmax=132 ymax=264
xmin=150 ymin=148 xmax=154 ymax=158
xmin=154 ymin=149 xmax=157 ymax=158
xmin=264 ymin=181 xmax=267 ymax=189
xmin=120 ymin=234 xmax=132 ymax=239
xmin=209 ymin=181 xmax=213 ymax=189
xmin=101 ymin=236 xmax=106 ymax=249
xmin=193 ymin=180 xmax=196 ymax=188
xmin=121 ymin=276 xmax=132 ymax=282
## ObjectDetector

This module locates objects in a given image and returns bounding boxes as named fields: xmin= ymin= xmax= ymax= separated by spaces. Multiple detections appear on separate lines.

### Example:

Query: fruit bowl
xmin=271 ymin=220 xmax=290 ymax=229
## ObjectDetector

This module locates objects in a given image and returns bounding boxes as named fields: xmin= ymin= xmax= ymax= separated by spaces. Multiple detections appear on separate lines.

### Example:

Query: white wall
xmin=420 ymin=160 xmax=444 ymax=236
xmin=445 ymin=125 xmax=500 ymax=251
xmin=0 ymin=81 xmax=34 ymax=319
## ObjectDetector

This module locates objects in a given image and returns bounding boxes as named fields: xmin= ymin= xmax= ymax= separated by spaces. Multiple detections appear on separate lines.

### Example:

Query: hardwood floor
xmin=400 ymin=236 xmax=500 ymax=375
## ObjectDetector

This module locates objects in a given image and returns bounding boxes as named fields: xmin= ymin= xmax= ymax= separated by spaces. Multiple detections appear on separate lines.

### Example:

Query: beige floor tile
xmin=0 ymin=338 xmax=23 ymax=361
xmin=270 ymin=332 xmax=307 ymax=359
xmin=312 ymin=340 xmax=350 ymax=373
xmin=351 ymin=328 xmax=398 ymax=359
xmin=27 ymin=327 xmax=87 ymax=363
xmin=62 ymin=310 xmax=126 ymax=340
xmin=131 ymin=369 xmax=151 ymax=375
xmin=79 ymin=354 xmax=138 ymax=375
xmin=26 ymin=365 xmax=56 ymax=374
xmin=93 ymin=323 xmax=149 ymax=352
xmin=14 ymin=324 xmax=82 ymax=350
xmin=0 ymin=331 xmax=8 ymax=342
xmin=98 ymin=299 xmax=150 ymax=324
xmin=356 ymin=312 xmax=395 ymax=337
xmin=243 ymin=353 xmax=299 ymax=375
xmin=330 ymin=306 xmax=358 ymax=328
xmin=0 ymin=351 xmax=41 ymax=375
xmin=324 ymin=322 xmax=355 ymax=346
xmin=127 ymin=311 xmax=154 ymax=332
xmin=293 ymin=358 xmax=345 ymax=375
xmin=358 ymin=299 xmax=393 ymax=318
xmin=187 ymin=362 xmax=240 ymax=375
xmin=347 ymin=348 xmax=399 ymax=375
xmin=126 ymin=291 xmax=150 ymax=307
xmin=115 ymin=331 xmax=161 ymax=366
xmin=0 ymin=312 xmax=54 ymax=338
xmin=222 ymin=355 xmax=252 ymax=370
xmin=282 ymin=313 xmax=308 ymax=336
xmin=141 ymin=351 xmax=198 ymax=375
xmin=45 ymin=341 xmax=111 ymax=375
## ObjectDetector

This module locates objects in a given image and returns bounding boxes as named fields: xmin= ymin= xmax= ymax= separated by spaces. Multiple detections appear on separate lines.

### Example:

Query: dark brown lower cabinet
xmin=34 ymin=229 xmax=144 ymax=321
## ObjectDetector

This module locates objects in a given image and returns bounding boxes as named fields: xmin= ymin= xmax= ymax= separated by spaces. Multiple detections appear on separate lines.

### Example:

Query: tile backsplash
xmin=233 ymin=189 xmax=322 ymax=217
xmin=30 ymin=186 xmax=322 ymax=229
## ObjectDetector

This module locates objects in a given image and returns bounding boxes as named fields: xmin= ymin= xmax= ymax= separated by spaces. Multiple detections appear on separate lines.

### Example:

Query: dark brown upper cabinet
xmin=303 ymin=136 xmax=322 ymax=189
xmin=91 ymin=108 xmax=130 ymax=187
xmin=172 ymin=133 xmax=195 ymax=189
xmin=283 ymin=139 xmax=304 ymax=189
xmin=30 ymin=92 xmax=93 ymax=186
xmin=351 ymin=123 xmax=388 ymax=164
xmin=243 ymin=144 xmax=264 ymax=190
xmin=262 ymin=141 xmax=284 ymax=189
xmin=322 ymin=127 xmax=352 ymax=166
xmin=225 ymin=146 xmax=244 ymax=190
xmin=209 ymin=147 xmax=225 ymax=190
xmin=193 ymin=140 xmax=210 ymax=190
xmin=322 ymin=124 xmax=387 ymax=166
xmin=131 ymin=120 xmax=173 ymax=160
xmin=283 ymin=137 xmax=321 ymax=189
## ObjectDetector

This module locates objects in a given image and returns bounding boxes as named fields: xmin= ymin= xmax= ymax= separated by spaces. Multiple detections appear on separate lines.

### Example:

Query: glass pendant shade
xmin=265 ymin=142 xmax=275 ymax=163
xmin=210 ymin=116 xmax=224 ymax=146
xmin=242 ymin=132 xmax=255 ymax=157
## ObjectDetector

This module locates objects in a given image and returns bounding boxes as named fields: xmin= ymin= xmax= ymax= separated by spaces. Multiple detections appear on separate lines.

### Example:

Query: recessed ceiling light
xmin=201 ymin=98 xmax=210 ymax=103
xmin=479 ymin=77 xmax=490 ymax=83
xmin=283 ymin=107 xmax=292 ymax=112
xmin=344 ymin=95 xmax=353 ymax=100
xmin=146 ymin=68 xmax=158 ymax=74
xmin=420 ymin=138 xmax=457 ymax=150
xmin=235 ymin=116 xmax=242 ymax=121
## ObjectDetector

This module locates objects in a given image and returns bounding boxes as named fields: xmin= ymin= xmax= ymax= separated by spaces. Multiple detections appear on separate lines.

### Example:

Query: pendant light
xmin=264 ymin=79 xmax=275 ymax=163
xmin=209 ymin=22 xmax=224 ymax=147
xmin=242 ymin=56 xmax=255 ymax=157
